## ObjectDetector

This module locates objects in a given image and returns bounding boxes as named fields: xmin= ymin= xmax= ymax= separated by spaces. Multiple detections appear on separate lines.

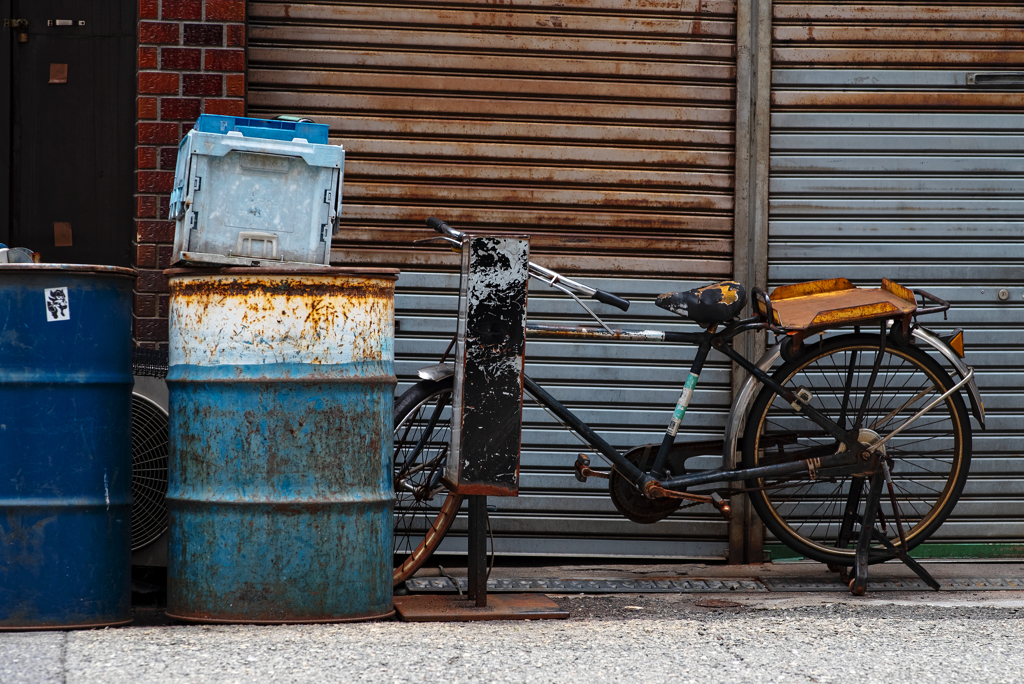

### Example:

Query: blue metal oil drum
xmin=165 ymin=267 xmax=398 ymax=623
xmin=0 ymin=264 xmax=135 ymax=630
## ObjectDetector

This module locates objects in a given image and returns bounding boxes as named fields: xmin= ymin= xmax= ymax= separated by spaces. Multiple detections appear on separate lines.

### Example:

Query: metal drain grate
xmin=406 ymin=577 xmax=768 ymax=594
xmin=406 ymin=576 xmax=1024 ymax=594
xmin=764 ymin=577 xmax=1024 ymax=592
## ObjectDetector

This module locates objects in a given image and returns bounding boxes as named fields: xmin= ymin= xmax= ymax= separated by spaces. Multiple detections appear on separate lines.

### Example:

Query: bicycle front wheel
xmin=741 ymin=333 xmax=972 ymax=565
xmin=393 ymin=377 xmax=463 ymax=585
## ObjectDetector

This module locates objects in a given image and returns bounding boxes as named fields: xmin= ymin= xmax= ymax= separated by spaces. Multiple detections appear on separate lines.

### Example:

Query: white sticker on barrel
xmin=44 ymin=287 xmax=70 ymax=322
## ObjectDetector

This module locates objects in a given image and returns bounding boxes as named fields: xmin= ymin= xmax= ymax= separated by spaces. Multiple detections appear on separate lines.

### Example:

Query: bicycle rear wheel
xmin=393 ymin=377 xmax=463 ymax=585
xmin=741 ymin=333 xmax=972 ymax=565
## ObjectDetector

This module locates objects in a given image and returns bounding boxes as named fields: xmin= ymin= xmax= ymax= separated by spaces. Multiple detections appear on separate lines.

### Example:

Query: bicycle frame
xmin=523 ymin=318 xmax=868 ymax=502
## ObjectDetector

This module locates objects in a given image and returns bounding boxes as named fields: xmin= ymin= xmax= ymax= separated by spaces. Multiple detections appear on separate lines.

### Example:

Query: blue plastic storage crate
xmin=193 ymin=114 xmax=330 ymax=145
xmin=169 ymin=117 xmax=344 ymax=268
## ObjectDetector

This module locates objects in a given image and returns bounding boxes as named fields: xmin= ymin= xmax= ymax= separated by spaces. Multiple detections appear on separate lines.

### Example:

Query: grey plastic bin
xmin=170 ymin=130 xmax=345 ymax=268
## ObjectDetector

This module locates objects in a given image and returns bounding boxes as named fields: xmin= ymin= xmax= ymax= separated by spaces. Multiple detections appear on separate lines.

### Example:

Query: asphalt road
xmin=4 ymin=593 xmax=1024 ymax=683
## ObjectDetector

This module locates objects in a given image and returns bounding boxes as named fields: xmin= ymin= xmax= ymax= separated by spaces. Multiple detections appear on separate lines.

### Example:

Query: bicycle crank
xmin=643 ymin=483 xmax=732 ymax=521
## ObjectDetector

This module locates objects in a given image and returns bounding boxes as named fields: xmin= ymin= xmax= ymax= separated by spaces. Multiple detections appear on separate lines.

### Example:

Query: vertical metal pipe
xmin=466 ymin=496 xmax=488 ymax=607
xmin=730 ymin=0 xmax=773 ymax=565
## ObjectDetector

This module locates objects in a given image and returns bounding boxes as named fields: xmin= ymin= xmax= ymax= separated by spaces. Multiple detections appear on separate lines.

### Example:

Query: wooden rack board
xmin=766 ymin=278 xmax=917 ymax=332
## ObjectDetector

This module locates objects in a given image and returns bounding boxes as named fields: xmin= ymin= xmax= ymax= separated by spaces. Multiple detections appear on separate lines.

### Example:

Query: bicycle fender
xmin=416 ymin=363 xmax=454 ymax=381
xmin=722 ymin=341 xmax=783 ymax=468
xmin=912 ymin=326 xmax=986 ymax=429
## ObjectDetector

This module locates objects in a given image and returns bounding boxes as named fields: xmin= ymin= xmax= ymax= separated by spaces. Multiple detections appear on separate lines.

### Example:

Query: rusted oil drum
xmin=0 ymin=264 xmax=135 ymax=630
xmin=165 ymin=268 xmax=398 ymax=623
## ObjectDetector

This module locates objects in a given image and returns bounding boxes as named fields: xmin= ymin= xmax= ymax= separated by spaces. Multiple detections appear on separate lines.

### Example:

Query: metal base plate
xmin=393 ymin=593 xmax=568 ymax=622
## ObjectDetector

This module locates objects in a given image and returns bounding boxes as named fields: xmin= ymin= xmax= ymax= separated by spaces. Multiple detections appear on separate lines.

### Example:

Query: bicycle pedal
xmin=575 ymin=453 xmax=609 ymax=482
xmin=574 ymin=454 xmax=591 ymax=482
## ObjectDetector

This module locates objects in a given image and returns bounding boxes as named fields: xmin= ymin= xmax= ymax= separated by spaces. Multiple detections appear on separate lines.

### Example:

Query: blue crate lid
xmin=193 ymin=114 xmax=329 ymax=145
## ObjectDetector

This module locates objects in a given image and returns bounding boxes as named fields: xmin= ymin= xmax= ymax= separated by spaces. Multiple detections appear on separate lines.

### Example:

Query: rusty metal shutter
xmin=769 ymin=2 xmax=1024 ymax=554
xmin=247 ymin=1 xmax=741 ymax=559
xmin=247 ymin=0 xmax=737 ymax=279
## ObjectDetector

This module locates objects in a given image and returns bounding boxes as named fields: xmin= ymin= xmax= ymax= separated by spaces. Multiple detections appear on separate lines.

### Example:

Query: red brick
xmin=183 ymin=24 xmax=223 ymax=46
xmin=139 ymin=72 xmax=179 ymax=94
xmin=138 ymin=96 xmax=158 ymax=120
xmin=226 ymin=24 xmax=245 ymax=47
xmin=182 ymin=73 xmax=222 ymax=96
xmin=162 ymin=0 xmax=202 ymax=20
xmin=139 ymin=0 xmax=159 ymax=20
xmin=136 ymin=268 xmax=169 ymax=292
xmin=138 ymin=46 xmax=158 ymax=69
xmin=138 ymin=147 xmax=158 ymax=169
xmin=203 ymin=98 xmax=244 ymax=116
xmin=138 ymin=122 xmax=180 ymax=145
xmin=160 ymin=47 xmax=201 ymax=70
xmin=204 ymin=49 xmax=245 ymax=72
xmin=225 ymin=74 xmax=245 ymax=97
xmin=157 ymin=245 xmax=175 ymax=269
xmin=161 ymin=97 xmax=202 ymax=121
xmin=137 ymin=220 xmax=176 ymax=243
xmin=135 ymin=317 xmax=169 ymax=342
xmin=159 ymin=147 xmax=179 ymax=170
xmin=158 ymin=295 xmax=171 ymax=318
xmin=135 ymin=292 xmax=158 ymax=317
xmin=137 ymin=245 xmax=157 ymax=269
xmin=206 ymin=0 xmax=245 ymax=21
xmin=158 ymin=196 xmax=171 ymax=219
xmin=136 ymin=196 xmax=158 ymax=219
xmin=139 ymin=21 xmax=180 ymax=45
xmin=138 ymin=171 xmax=176 ymax=194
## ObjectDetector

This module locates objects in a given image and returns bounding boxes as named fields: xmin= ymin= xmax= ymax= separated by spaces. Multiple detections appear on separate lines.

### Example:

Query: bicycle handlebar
xmin=425 ymin=217 xmax=630 ymax=312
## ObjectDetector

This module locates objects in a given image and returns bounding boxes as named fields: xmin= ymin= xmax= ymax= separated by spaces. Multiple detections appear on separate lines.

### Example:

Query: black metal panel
xmin=7 ymin=0 xmax=134 ymax=265
xmin=447 ymin=235 xmax=529 ymax=496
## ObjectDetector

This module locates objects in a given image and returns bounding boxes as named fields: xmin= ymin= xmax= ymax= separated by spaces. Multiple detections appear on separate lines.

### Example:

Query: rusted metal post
xmin=730 ymin=0 xmax=772 ymax=565
xmin=466 ymin=495 xmax=488 ymax=607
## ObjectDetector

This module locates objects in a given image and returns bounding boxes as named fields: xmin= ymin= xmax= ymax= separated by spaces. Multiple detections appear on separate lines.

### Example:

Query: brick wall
xmin=134 ymin=0 xmax=246 ymax=349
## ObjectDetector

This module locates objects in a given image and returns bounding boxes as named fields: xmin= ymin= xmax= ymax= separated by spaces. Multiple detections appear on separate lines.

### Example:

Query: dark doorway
xmin=2 ymin=0 xmax=135 ymax=266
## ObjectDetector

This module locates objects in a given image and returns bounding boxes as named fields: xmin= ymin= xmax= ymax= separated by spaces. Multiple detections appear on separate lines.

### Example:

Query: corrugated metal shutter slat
xmin=770 ymin=2 xmax=1024 ymax=547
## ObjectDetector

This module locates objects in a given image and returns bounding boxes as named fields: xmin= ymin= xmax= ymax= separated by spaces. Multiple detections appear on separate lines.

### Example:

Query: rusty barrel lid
xmin=0 ymin=263 xmax=136 ymax=278
xmin=164 ymin=266 xmax=399 ymax=280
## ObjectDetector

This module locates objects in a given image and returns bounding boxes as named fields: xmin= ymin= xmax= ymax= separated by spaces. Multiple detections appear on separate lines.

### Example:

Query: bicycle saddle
xmin=656 ymin=281 xmax=747 ymax=325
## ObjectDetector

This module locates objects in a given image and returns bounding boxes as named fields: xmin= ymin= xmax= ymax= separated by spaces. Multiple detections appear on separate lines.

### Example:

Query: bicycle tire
xmin=393 ymin=377 xmax=463 ymax=585
xmin=741 ymin=333 xmax=972 ymax=565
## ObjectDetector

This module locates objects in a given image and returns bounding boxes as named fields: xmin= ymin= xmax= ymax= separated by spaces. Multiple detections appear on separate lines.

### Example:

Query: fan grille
xmin=131 ymin=393 xmax=169 ymax=551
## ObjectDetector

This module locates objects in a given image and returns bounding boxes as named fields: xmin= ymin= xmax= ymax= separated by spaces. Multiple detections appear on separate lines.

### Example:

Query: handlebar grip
xmin=426 ymin=216 xmax=456 ymax=236
xmin=592 ymin=289 xmax=630 ymax=312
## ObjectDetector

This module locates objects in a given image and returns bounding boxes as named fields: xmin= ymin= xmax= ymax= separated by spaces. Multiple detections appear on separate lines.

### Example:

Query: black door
xmin=2 ymin=0 xmax=134 ymax=266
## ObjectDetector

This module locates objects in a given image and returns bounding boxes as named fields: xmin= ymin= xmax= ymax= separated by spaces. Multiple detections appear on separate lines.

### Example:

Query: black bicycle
xmin=393 ymin=218 xmax=984 ymax=593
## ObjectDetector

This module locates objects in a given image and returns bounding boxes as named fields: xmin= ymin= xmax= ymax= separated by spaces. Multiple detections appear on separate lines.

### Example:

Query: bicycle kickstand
xmin=850 ymin=467 xmax=941 ymax=596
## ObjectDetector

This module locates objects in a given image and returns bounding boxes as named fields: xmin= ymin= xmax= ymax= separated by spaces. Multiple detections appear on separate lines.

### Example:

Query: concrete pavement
xmin=4 ymin=561 xmax=1024 ymax=683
